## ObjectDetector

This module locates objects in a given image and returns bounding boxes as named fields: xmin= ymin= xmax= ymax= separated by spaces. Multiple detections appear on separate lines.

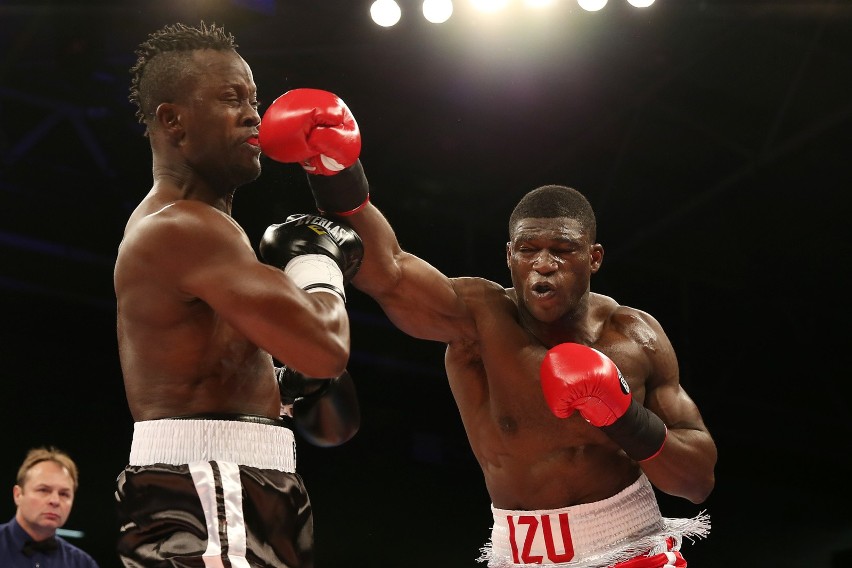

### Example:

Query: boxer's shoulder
xmin=450 ymin=277 xmax=511 ymax=310
xmin=449 ymin=277 xmax=517 ymax=325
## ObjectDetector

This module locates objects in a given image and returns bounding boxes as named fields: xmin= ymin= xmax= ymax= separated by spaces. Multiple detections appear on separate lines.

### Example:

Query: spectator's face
xmin=14 ymin=461 xmax=74 ymax=538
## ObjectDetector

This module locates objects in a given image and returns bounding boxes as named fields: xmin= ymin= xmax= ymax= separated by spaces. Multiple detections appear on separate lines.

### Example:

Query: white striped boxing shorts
xmin=115 ymin=416 xmax=310 ymax=568
xmin=479 ymin=474 xmax=710 ymax=568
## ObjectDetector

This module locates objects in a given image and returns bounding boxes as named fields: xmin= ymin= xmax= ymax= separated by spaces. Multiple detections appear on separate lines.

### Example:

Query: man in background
xmin=0 ymin=446 xmax=99 ymax=567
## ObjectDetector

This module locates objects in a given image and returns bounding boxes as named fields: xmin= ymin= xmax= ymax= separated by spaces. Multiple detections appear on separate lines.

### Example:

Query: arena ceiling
xmin=1 ymin=0 xmax=849 ymax=303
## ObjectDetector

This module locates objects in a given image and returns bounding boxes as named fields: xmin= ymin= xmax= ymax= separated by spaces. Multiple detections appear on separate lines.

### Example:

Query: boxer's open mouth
xmin=532 ymin=282 xmax=555 ymax=295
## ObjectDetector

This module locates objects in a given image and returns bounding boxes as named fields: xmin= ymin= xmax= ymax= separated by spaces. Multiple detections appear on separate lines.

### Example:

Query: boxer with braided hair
xmin=115 ymin=23 xmax=362 ymax=568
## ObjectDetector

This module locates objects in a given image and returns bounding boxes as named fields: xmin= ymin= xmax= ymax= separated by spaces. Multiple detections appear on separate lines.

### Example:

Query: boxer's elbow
xmin=677 ymin=457 xmax=717 ymax=504
xmin=303 ymin=338 xmax=349 ymax=379
xmin=655 ymin=471 xmax=715 ymax=505
xmin=274 ymin=325 xmax=350 ymax=379
xmin=686 ymin=472 xmax=715 ymax=504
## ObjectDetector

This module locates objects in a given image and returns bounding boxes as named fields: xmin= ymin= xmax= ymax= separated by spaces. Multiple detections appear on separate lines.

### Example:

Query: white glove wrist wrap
xmin=284 ymin=254 xmax=345 ymax=301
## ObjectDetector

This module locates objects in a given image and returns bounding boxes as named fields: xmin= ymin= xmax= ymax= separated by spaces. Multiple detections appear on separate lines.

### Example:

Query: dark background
xmin=1 ymin=0 xmax=851 ymax=566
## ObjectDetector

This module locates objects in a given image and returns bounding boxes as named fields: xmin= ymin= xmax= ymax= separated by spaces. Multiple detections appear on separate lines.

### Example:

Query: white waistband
xmin=483 ymin=474 xmax=695 ymax=567
xmin=129 ymin=419 xmax=296 ymax=473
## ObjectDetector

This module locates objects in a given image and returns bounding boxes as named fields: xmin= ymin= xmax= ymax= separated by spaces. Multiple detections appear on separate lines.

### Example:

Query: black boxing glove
xmin=260 ymin=213 xmax=363 ymax=301
xmin=276 ymin=365 xmax=331 ymax=406
xmin=275 ymin=366 xmax=361 ymax=447
xmin=307 ymin=159 xmax=370 ymax=216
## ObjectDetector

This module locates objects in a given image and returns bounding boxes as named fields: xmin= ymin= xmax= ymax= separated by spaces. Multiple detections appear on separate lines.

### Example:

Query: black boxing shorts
xmin=115 ymin=416 xmax=312 ymax=568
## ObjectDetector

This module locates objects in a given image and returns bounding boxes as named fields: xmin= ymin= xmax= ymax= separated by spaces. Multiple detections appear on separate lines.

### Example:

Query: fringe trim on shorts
xmin=477 ymin=511 xmax=710 ymax=568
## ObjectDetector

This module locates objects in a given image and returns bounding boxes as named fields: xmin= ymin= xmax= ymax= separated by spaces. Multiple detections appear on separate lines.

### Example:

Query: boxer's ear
xmin=155 ymin=103 xmax=183 ymax=141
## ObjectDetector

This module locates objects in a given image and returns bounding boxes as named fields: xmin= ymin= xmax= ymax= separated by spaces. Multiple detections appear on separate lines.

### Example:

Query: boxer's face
xmin=176 ymin=49 xmax=262 ymax=189
xmin=507 ymin=216 xmax=602 ymax=323
xmin=14 ymin=460 xmax=74 ymax=537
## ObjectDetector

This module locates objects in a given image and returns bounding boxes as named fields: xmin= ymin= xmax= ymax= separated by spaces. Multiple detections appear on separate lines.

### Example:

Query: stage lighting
xmin=371 ymin=0 xmax=402 ymax=26
xmin=577 ymin=0 xmax=607 ymax=11
xmin=470 ymin=0 xmax=510 ymax=13
xmin=423 ymin=0 xmax=453 ymax=23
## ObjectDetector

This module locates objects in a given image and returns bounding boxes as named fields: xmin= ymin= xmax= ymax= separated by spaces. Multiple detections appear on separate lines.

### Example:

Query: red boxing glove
xmin=540 ymin=343 xmax=631 ymax=427
xmin=258 ymin=88 xmax=361 ymax=175
xmin=541 ymin=343 xmax=667 ymax=461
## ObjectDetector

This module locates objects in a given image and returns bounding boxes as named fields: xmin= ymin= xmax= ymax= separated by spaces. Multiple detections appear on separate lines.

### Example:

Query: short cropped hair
xmin=16 ymin=446 xmax=79 ymax=491
xmin=129 ymin=21 xmax=237 ymax=130
xmin=509 ymin=185 xmax=597 ymax=242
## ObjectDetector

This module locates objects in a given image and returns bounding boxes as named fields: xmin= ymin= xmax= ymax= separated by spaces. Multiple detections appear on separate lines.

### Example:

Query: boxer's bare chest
xmin=446 ymin=303 xmax=604 ymax=455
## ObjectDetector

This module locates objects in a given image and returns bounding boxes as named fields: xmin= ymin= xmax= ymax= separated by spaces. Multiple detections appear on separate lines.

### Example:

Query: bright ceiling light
xmin=371 ymin=0 xmax=402 ymax=26
xmin=470 ymin=0 xmax=510 ymax=13
xmin=423 ymin=0 xmax=454 ymax=23
xmin=577 ymin=0 xmax=607 ymax=11
xmin=626 ymin=0 xmax=654 ymax=6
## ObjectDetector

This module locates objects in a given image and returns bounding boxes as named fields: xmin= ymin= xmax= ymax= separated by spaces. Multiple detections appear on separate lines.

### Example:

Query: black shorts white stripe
xmin=116 ymin=418 xmax=312 ymax=567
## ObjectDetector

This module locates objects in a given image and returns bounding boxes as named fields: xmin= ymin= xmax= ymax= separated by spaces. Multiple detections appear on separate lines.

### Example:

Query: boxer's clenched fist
xmin=259 ymin=88 xmax=369 ymax=215
xmin=259 ymin=88 xmax=360 ymax=175
xmin=260 ymin=213 xmax=363 ymax=301
xmin=541 ymin=343 xmax=667 ymax=461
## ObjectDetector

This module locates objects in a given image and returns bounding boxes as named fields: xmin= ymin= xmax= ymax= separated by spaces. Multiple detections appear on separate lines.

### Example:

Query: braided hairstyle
xmin=128 ymin=22 xmax=237 ymax=133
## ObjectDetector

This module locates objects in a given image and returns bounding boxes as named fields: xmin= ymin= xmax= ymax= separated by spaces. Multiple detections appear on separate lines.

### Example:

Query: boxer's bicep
xmin=374 ymin=253 xmax=473 ymax=343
